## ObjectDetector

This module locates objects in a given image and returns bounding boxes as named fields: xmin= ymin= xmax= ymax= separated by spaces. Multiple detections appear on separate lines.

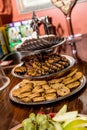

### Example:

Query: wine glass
xmin=51 ymin=0 xmax=79 ymax=58
xmin=0 ymin=65 xmax=10 ymax=91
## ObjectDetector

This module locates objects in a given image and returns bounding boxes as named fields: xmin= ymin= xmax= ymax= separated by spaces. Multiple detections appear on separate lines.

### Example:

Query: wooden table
xmin=0 ymin=37 xmax=87 ymax=130
xmin=0 ymin=60 xmax=87 ymax=130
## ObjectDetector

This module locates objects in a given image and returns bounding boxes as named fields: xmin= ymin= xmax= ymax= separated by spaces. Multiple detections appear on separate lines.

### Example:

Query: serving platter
xmin=10 ymin=124 xmax=22 ymax=130
xmin=11 ymin=55 xmax=75 ymax=79
xmin=9 ymin=75 xmax=86 ymax=105
xmin=17 ymin=36 xmax=66 ymax=55
xmin=10 ymin=113 xmax=87 ymax=130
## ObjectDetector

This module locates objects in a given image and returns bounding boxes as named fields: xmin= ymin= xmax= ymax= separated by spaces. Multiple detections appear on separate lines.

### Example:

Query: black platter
xmin=17 ymin=35 xmax=66 ymax=54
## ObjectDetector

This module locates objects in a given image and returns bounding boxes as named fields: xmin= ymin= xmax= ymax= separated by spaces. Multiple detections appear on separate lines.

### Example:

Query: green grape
xmin=29 ymin=113 xmax=36 ymax=122
xmin=22 ymin=118 xmax=32 ymax=126
xmin=36 ymin=114 xmax=47 ymax=125
xmin=38 ymin=125 xmax=43 ymax=130
xmin=40 ymin=119 xmax=50 ymax=130
xmin=24 ymin=125 xmax=28 ymax=130
xmin=48 ymin=123 xmax=55 ymax=130
xmin=22 ymin=118 xmax=35 ymax=130
xmin=24 ymin=122 xmax=35 ymax=130
xmin=28 ymin=122 xmax=35 ymax=130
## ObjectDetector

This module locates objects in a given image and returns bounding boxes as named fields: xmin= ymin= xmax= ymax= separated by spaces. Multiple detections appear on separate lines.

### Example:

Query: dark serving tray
xmin=17 ymin=36 xmax=66 ymax=55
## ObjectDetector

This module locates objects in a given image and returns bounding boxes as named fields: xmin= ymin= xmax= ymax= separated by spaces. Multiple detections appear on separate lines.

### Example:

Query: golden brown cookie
xmin=29 ymin=93 xmax=41 ymax=99
xmin=74 ymin=72 xmax=83 ymax=80
xmin=32 ymin=85 xmax=41 ymax=91
xmin=33 ymin=80 xmax=47 ymax=86
xmin=33 ymin=96 xmax=45 ymax=102
xmin=12 ymin=88 xmax=21 ymax=97
xmin=51 ymin=83 xmax=65 ymax=90
xmin=14 ymin=66 xmax=26 ymax=74
xmin=45 ymin=88 xmax=56 ymax=94
xmin=19 ymin=79 xmax=31 ymax=87
xmin=42 ymin=84 xmax=50 ymax=90
xmin=20 ymin=97 xmax=31 ymax=102
xmin=62 ymin=77 xmax=72 ymax=84
xmin=64 ymin=72 xmax=82 ymax=85
xmin=16 ymin=92 xmax=32 ymax=99
xmin=19 ymin=84 xmax=33 ymax=93
xmin=32 ymin=88 xmax=44 ymax=93
xmin=45 ymin=93 xmax=57 ymax=101
xmin=57 ymin=85 xmax=70 ymax=96
xmin=66 ymin=68 xmax=78 ymax=78
xmin=66 ymin=81 xmax=80 ymax=89
xmin=48 ymin=78 xmax=64 ymax=84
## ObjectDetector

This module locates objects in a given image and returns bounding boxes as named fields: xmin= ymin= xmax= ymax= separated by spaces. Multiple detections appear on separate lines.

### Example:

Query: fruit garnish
xmin=52 ymin=121 xmax=63 ymax=130
xmin=53 ymin=111 xmax=78 ymax=122
xmin=49 ymin=112 xmax=55 ymax=118
xmin=55 ymin=104 xmax=67 ymax=116
xmin=21 ymin=105 xmax=87 ymax=130
xmin=63 ymin=119 xmax=87 ymax=130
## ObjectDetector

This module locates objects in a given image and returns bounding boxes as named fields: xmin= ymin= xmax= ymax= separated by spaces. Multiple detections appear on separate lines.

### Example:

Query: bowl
xmin=1 ymin=51 xmax=22 ymax=68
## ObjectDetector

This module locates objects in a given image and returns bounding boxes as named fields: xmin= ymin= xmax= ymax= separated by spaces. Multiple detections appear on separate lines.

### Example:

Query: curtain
xmin=0 ymin=0 xmax=12 ymax=15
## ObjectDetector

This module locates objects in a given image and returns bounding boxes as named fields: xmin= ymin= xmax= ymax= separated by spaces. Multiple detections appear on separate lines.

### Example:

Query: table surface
xmin=0 ymin=37 xmax=87 ymax=130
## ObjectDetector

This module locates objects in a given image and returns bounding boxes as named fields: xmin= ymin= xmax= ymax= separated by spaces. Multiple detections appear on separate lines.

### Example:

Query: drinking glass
xmin=0 ymin=66 xmax=10 ymax=91
xmin=51 ymin=0 xmax=79 ymax=58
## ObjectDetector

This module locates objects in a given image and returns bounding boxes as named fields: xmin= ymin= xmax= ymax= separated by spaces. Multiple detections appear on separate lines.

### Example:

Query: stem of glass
xmin=66 ymin=13 xmax=78 ymax=59
xmin=66 ymin=14 xmax=74 ymax=36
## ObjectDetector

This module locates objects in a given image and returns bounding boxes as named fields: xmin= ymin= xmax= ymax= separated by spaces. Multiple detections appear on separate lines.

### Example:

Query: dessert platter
xmin=9 ymin=68 xmax=86 ymax=105
xmin=12 ymin=35 xmax=69 ymax=79
xmin=17 ymin=35 xmax=66 ymax=54
xmin=10 ymin=35 xmax=86 ymax=105
xmin=11 ymin=53 xmax=75 ymax=79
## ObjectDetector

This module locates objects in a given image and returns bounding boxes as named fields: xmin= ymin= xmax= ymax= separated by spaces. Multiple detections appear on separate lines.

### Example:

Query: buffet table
xmin=0 ymin=35 xmax=87 ymax=130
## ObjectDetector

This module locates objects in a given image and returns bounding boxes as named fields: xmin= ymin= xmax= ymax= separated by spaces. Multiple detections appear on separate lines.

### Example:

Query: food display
xmin=10 ymin=104 xmax=87 ymax=130
xmin=11 ymin=35 xmax=86 ymax=105
xmin=9 ymin=68 xmax=86 ymax=105
xmin=12 ymin=52 xmax=75 ymax=79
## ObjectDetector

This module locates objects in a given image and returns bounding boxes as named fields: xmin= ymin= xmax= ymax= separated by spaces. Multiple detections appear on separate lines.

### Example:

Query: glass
xmin=0 ymin=66 xmax=10 ymax=91
xmin=51 ymin=0 xmax=79 ymax=58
